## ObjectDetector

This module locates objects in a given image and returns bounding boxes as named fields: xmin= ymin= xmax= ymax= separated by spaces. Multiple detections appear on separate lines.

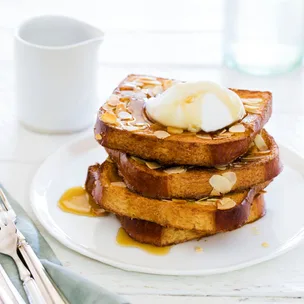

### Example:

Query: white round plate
xmin=30 ymin=132 xmax=304 ymax=276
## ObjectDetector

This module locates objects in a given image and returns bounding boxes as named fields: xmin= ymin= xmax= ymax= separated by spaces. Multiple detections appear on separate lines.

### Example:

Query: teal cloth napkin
xmin=0 ymin=185 xmax=129 ymax=304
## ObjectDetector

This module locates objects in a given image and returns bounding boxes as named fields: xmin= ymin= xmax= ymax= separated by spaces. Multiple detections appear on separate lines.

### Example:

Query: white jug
xmin=14 ymin=15 xmax=104 ymax=133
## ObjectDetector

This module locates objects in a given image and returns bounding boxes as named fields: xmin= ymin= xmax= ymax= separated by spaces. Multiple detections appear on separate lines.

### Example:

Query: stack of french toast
xmin=85 ymin=74 xmax=282 ymax=247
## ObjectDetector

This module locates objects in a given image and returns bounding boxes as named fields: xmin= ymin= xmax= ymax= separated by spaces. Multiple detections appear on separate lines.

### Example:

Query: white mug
xmin=14 ymin=15 xmax=104 ymax=133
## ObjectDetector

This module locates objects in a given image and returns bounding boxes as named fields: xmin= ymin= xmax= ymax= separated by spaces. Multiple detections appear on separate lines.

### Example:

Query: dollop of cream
xmin=145 ymin=81 xmax=245 ymax=133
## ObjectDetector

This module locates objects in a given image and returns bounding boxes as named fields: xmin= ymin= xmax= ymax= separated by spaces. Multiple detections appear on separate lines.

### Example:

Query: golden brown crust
xmin=85 ymin=161 xmax=270 ymax=232
xmin=107 ymin=129 xmax=282 ymax=199
xmin=95 ymin=74 xmax=272 ymax=166
xmin=117 ymin=194 xmax=266 ymax=246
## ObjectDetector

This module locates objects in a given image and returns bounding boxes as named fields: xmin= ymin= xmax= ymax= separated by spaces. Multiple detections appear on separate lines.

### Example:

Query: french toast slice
xmin=95 ymin=74 xmax=272 ymax=166
xmin=107 ymin=129 xmax=282 ymax=199
xmin=117 ymin=193 xmax=265 ymax=246
xmin=85 ymin=161 xmax=270 ymax=232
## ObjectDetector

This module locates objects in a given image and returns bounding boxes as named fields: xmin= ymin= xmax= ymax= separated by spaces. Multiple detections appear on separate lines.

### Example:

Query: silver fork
xmin=0 ymin=213 xmax=46 ymax=304
xmin=0 ymin=189 xmax=67 ymax=304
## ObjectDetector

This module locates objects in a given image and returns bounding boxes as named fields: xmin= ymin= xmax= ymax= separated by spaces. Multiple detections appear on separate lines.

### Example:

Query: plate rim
xmin=30 ymin=132 xmax=304 ymax=276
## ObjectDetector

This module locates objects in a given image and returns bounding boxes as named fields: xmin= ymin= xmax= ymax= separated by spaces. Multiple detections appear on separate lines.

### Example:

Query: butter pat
xmin=145 ymin=81 xmax=245 ymax=133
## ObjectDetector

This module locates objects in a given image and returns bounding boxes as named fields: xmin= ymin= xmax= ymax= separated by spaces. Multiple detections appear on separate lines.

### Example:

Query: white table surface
xmin=1 ymin=62 xmax=304 ymax=304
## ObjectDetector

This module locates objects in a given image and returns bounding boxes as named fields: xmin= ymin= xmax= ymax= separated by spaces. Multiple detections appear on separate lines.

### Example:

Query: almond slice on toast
xmin=95 ymin=74 xmax=272 ymax=166
xmin=116 ymin=193 xmax=265 ymax=246
xmin=106 ymin=129 xmax=282 ymax=199
xmin=85 ymin=161 xmax=270 ymax=232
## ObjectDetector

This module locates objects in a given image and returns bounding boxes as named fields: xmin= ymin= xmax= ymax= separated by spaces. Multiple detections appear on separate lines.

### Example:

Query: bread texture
xmin=85 ymin=161 xmax=270 ymax=232
xmin=117 ymin=193 xmax=265 ymax=246
xmin=95 ymin=74 xmax=272 ymax=166
xmin=107 ymin=129 xmax=282 ymax=199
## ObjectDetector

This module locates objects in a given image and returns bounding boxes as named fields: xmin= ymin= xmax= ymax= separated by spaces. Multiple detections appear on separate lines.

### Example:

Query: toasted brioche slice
xmin=95 ymin=74 xmax=272 ymax=166
xmin=85 ymin=161 xmax=270 ymax=232
xmin=107 ymin=129 xmax=282 ymax=199
xmin=117 ymin=193 xmax=265 ymax=246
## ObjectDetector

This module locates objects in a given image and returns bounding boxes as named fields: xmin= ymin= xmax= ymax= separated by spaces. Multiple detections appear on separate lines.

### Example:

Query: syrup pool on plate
xmin=59 ymin=187 xmax=170 ymax=255
xmin=58 ymin=186 xmax=107 ymax=217
xmin=116 ymin=227 xmax=171 ymax=256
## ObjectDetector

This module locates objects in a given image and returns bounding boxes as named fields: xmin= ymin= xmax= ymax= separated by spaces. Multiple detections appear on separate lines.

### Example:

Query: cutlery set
xmin=0 ymin=188 xmax=67 ymax=304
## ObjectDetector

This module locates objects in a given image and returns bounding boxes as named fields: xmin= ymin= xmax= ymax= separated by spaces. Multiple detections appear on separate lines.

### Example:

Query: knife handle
xmin=18 ymin=238 xmax=67 ymax=304
xmin=23 ymin=278 xmax=46 ymax=304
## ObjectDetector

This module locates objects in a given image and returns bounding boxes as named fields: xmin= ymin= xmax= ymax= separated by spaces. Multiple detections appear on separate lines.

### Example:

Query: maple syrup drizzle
xmin=58 ymin=186 xmax=107 ymax=217
xmin=116 ymin=228 xmax=171 ymax=255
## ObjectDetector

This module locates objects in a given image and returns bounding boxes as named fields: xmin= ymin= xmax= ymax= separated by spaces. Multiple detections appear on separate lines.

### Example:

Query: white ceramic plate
xmin=30 ymin=132 xmax=304 ymax=276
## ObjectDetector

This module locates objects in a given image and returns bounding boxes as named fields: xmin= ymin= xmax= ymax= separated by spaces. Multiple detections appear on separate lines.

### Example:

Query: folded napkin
xmin=0 ymin=185 xmax=129 ymax=304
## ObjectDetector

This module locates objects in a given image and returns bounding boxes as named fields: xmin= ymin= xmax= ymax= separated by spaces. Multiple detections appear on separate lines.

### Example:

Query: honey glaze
xmin=116 ymin=227 xmax=171 ymax=255
xmin=58 ymin=186 xmax=107 ymax=217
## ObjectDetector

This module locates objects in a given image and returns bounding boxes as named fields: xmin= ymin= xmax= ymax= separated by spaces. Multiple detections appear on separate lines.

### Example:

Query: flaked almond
xmin=100 ymin=112 xmax=118 ymax=125
xmin=106 ymin=157 xmax=113 ymax=163
xmin=134 ymin=122 xmax=148 ymax=127
xmin=245 ymin=105 xmax=261 ymax=114
xmin=111 ymin=181 xmax=126 ymax=187
xmin=118 ymin=111 xmax=133 ymax=120
xmin=219 ymin=129 xmax=227 ymax=135
xmin=209 ymin=175 xmax=233 ymax=194
xmin=132 ymin=123 xmax=149 ymax=130
xmin=254 ymin=134 xmax=268 ymax=151
xmin=102 ymin=104 xmax=115 ymax=112
xmin=222 ymin=172 xmax=237 ymax=186
xmin=122 ymin=125 xmax=140 ymax=132
xmin=145 ymin=161 xmax=162 ymax=170
xmin=119 ymin=90 xmax=136 ymax=97
xmin=130 ymin=156 xmax=146 ymax=164
xmin=196 ymin=134 xmax=212 ymax=140
xmin=233 ymin=164 xmax=242 ymax=168
xmin=143 ymin=85 xmax=163 ymax=97
xmin=210 ymin=189 xmax=221 ymax=196
xmin=217 ymin=197 xmax=236 ymax=210
xmin=253 ymin=150 xmax=271 ymax=155
xmin=107 ymin=94 xmax=120 ymax=106
xmin=119 ymin=96 xmax=131 ymax=102
xmin=95 ymin=133 xmax=103 ymax=140
xmin=134 ymin=91 xmax=148 ymax=99
xmin=207 ymin=198 xmax=219 ymax=202
xmin=164 ymin=166 xmax=186 ymax=174
xmin=188 ymin=124 xmax=200 ymax=133
xmin=137 ymin=76 xmax=158 ymax=81
xmin=244 ymin=104 xmax=260 ymax=110
xmin=197 ymin=197 xmax=209 ymax=202
xmin=120 ymin=82 xmax=137 ymax=90
xmin=217 ymin=132 xmax=233 ymax=138
xmin=116 ymin=103 xmax=127 ymax=113
xmin=141 ymin=79 xmax=162 ymax=86
xmin=242 ymin=98 xmax=263 ymax=104
xmin=154 ymin=130 xmax=171 ymax=139
xmin=229 ymin=123 xmax=245 ymax=133
xmin=167 ymin=126 xmax=183 ymax=134
xmin=133 ymin=81 xmax=144 ymax=87
xmin=215 ymin=165 xmax=227 ymax=171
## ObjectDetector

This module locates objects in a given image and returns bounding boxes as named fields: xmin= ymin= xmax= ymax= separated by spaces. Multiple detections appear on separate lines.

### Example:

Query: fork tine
xmin=0 ymin=188 xmax=16 ymax=222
